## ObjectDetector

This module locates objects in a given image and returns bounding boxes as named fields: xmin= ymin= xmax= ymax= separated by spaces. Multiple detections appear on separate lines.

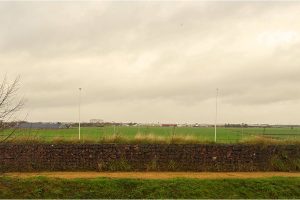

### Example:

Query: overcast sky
xmin=1 ymin=1 xmax=300 ymax=124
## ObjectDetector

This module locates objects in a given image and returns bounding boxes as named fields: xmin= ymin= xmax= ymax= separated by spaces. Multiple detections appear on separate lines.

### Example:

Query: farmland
xmin=4 ymin=126 xmax=300 ymax=143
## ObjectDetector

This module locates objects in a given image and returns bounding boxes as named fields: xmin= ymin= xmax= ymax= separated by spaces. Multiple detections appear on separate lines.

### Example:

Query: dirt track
xmin=3 ymin=172 xmax=300 ymax=179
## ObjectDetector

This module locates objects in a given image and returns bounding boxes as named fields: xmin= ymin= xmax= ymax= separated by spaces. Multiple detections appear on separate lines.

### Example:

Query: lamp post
xmin=78 ymin=88 xmax=82 ymax=140
xmin=214 ymin=88 xmax=218 ymax=143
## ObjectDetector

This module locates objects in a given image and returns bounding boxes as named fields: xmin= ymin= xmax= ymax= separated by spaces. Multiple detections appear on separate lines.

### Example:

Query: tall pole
xmin=78 ymin=88 xmax=82 ymax=140
xmin=242 ymin=123 xmax=244 ymax=140
xmin=214 ymin=88 xmax=218 ymax=143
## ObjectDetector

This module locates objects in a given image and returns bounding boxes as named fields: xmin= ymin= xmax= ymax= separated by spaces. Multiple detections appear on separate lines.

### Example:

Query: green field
xmin=3 ymin=126 xmax=300 ymax=143
xmin=0 ymin=176 xmax=299 ymax=199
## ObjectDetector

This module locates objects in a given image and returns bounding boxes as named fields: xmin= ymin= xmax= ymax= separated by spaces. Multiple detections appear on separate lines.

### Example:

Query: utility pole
xmin=242 ymin=123 xmax=244 ymax=140
xmin=214 ymin=88 xmax=218 ymax=143
xmin=78 ymin=88 xmax=82 ymax=140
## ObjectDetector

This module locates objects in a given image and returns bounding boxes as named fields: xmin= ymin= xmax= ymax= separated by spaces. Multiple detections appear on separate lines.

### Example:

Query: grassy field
xmin=0 ymin=176 xmax=299 ymax=199
xmin=2 ymin=126 xmax=300 ymax=143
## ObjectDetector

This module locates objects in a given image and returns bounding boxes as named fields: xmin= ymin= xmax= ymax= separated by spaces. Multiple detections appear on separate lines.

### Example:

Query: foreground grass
xmin=0 ymin=176 xmax=299 ymax=199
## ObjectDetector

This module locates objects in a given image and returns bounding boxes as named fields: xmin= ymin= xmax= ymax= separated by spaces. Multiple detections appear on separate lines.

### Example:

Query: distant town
xmin=5 ymin=119 xmax=300 ymax=129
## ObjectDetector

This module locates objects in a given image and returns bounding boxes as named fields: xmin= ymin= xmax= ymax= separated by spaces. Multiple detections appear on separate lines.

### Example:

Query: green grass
xmin=1 ymin=126 xmax=300 ymax=143
xmin=0 ymin=176 xmax=299 ymax=199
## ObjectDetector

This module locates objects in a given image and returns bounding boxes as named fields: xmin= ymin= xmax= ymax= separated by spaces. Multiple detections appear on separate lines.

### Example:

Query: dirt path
xmin=3 ymin=172 xmax=300 ymax=179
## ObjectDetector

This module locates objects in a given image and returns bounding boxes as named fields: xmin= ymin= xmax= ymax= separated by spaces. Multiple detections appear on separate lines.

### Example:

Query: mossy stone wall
xmin=0 ymin=144 xmax=299 ymax=172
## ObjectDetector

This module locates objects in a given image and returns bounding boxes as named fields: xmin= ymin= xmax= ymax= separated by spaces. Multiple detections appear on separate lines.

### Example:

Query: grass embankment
xmin=4 ymin=133 xmax=300 ymax=145
xmin=0 ymin=176 xmax=299 ymax=199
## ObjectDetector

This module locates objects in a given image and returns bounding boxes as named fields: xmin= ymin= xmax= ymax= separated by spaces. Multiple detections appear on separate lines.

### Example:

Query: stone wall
xmin=0 ymin=144 xmax=299 ymax=172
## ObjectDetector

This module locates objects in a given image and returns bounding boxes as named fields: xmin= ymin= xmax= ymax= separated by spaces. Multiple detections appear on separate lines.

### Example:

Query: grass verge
xmin=0 ymin=176 xmax=299 ymax=199
xmin=3 ymin=134 xmax=300 ymax=144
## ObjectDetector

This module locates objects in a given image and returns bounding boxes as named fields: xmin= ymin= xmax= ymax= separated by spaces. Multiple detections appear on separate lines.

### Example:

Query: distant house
xmin=161 ymin=124 xmax=177 ymax=127
xmin=17 ymin=122 xmax=68 ymax=129
xmin=90 ymin=119 xmax=104 ymax=123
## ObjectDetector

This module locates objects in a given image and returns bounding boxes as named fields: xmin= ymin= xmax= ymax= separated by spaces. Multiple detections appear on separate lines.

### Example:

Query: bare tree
xmin=0 ymin=75 xmax=25 ymax=142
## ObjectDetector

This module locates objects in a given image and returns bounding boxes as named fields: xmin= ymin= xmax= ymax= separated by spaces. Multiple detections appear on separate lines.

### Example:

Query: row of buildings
xmin=10 ymin=120 xmax=299 ymax=129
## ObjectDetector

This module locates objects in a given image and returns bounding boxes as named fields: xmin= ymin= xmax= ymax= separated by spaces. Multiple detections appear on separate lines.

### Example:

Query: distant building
xmin=90 ymin=119 xmax=104 ymax=123
xmin=192 ymin=123 xmax=210 ymax=127
xmin=18 ymin=122 xmax=68 ymax=129
xmin=161 ymin=124 xmax=177 ymax=127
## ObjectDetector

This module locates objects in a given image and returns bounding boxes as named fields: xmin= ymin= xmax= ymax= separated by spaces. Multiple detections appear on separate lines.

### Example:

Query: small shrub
xmin=167 ymin=160 xmax=178 ymax=171
xmin=97 ymin=162 xmax=105 ymax=171
xmin=146 ymin=158 xmax=159 ymax=171
xmin=170 ymin=135 xmax=200 ymax=144
xmin=291 ymin=159 xmax=300 ymax=171
xmin=9 ymin=136 xmax=42 ymax=144
xmin=97 ymin=158 xmax=131 ymax=171
xmin=270 ymin=150 xmax=300 ymax=172
xmin=98 ymin=134 xmax=129 ymax=144
xmin=271 ymin=156 xmax=288 ymax=171
xmin=133 ymin=133 xmax=166 ymax=144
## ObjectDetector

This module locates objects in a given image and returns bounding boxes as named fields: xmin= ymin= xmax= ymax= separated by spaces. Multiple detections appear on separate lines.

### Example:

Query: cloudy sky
xmin=1 ymin=1 xmax=300 ymax=124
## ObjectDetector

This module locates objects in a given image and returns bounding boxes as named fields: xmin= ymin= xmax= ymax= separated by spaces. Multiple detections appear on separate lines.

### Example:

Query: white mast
xmin=214 ymin=88 xmax=218 ymax=143
xmin=78 ymin=87 xmax=82 ymax=140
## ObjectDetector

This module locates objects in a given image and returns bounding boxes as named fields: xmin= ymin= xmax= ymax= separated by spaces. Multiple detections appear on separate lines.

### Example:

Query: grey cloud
xmin=1 ymin=1 xmax=300 ymax=123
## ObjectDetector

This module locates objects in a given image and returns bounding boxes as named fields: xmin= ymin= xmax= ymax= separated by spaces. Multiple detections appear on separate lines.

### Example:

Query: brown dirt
xmin=3 ymin=172 xmax=300 ymax=179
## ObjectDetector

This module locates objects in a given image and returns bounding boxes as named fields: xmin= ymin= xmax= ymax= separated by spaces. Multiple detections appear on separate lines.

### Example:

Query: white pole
xmin=242 ymin=124 xmax=244 ymax=140
xmin=79 ymin=88 xmax=82 ymax=140
xmin=214 ymin=88 xmax=218 ymax=143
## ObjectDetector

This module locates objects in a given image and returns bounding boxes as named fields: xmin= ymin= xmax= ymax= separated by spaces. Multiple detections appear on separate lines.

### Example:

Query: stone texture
xmin=0 ymin=144 xmax=299 ymax=172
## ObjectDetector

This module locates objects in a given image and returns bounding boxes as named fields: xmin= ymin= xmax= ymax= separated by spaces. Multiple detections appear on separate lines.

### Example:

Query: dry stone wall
xmin=0 ymin=144 xmax=299 ymax=172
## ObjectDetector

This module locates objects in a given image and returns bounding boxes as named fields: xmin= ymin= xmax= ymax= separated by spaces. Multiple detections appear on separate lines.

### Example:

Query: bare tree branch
xmin=0 ymin=75 xmax=25 ymax=142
